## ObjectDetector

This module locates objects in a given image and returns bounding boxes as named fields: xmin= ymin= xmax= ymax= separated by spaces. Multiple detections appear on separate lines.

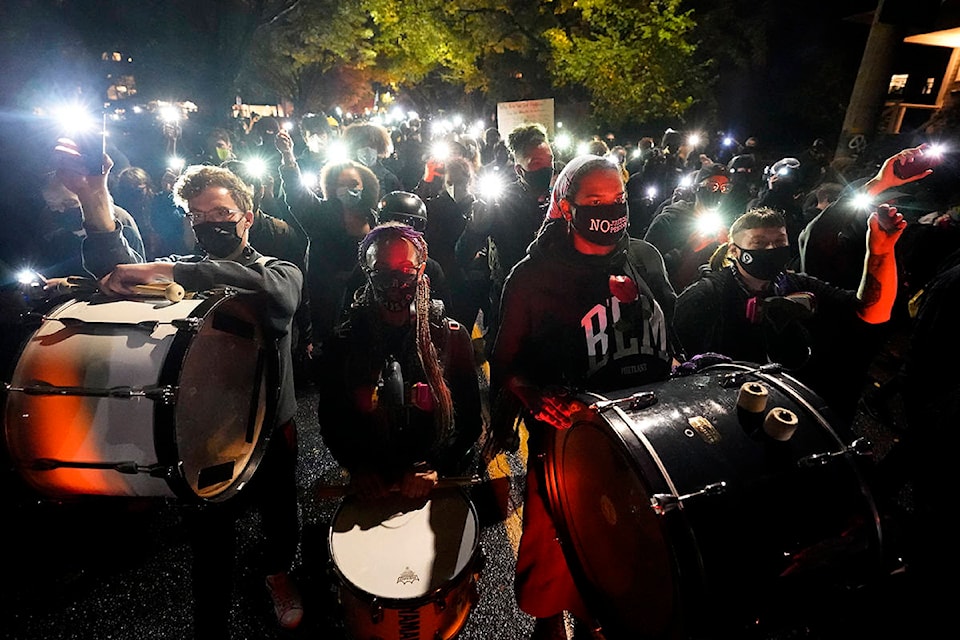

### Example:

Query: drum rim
xmin=327 ymin=488 xmax=482 ymax=606
xmin=157 ymin=290 xmax=280 ymax=504
xmin=541 ymin=395 xmax=693 ymax=638
xmin=545 ymin=364 xmax=886 ymax=638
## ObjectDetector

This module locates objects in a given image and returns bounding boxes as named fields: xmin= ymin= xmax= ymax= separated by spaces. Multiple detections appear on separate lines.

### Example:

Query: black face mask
xmin=735 ymin=244 xmax=791 ymax=281
xmin=570 ymin=202 xmax=629 ymax=246
xmin=194 ymin=221 xmax=243 ymax=258
xmin=367 ymin=269 xmax=419 ymax=312
xmin=520 ymin=166 xmax=553 ymax=195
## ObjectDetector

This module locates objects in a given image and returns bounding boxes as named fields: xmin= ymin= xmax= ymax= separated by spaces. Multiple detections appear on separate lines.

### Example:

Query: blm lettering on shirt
xmin=582 ymin=294 xmax=668 ymax=377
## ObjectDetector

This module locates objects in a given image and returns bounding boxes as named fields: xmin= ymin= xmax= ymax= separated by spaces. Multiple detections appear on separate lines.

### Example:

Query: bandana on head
xmin=546 ymin=155 xmax=604 ymax=220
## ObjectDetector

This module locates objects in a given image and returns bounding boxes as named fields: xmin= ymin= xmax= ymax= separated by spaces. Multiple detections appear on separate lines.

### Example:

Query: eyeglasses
xmin=184 ymin=207 xmax=242 ymax=223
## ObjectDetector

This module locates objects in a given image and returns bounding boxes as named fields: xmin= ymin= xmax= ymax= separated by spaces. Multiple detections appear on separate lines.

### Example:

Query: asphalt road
xmin=0 ymin=326 xmax=936 ymax=640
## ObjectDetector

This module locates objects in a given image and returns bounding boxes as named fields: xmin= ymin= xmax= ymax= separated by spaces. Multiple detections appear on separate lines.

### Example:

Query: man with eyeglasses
xmin=644 ymin=162 xmax=734 ymax=291
xmin=57 ymin=155 xmax=305 ymax=638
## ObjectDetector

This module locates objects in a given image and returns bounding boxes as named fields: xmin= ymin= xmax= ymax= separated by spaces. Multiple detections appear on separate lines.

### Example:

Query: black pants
xmin=184 ymin=420 xmax=299 ymax=640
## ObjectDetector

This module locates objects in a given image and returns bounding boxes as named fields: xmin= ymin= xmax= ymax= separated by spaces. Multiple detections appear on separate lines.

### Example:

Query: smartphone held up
xmin=54 ymin=112 xmax=107 ymax=176
xmin=892 ymin=143 xmax=946 ymax=180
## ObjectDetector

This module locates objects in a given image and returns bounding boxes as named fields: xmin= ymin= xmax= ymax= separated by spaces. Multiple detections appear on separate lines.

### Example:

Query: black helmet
xmin=727 ymin=154 xmax=757 ymax=175
xmin=378 ymin=191 xmax=427 ymax=231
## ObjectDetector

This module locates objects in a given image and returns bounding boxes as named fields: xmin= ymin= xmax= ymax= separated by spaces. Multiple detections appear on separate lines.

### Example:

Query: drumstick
xmin=314 ymin=475 xmax=484 ymax=499
xmin=132 ymin=282 xmax=186 ymax=302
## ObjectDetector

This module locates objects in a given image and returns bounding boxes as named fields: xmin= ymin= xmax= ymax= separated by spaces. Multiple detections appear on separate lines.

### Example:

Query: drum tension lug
xmin=719 ymin=364 xmax=783 ymax=388
xmin=20 ymin=311 xmax=45 ymax=328
xmin=142 ymin=385 xmax=177 ymax=404
xmin=147 ymin=464 xmax=175 ymax=479
xmin=593 ymin=391 xmax=658 ymax=412
xmin=798 ymin=437 xmax=873 ymax=468
xmin=171 ymin=317 xmax=204 ymax=332
xmin=651 ymin=481 xmax=727 ymax=515
xmin=434 ymin=594 xmax=447 ymax=613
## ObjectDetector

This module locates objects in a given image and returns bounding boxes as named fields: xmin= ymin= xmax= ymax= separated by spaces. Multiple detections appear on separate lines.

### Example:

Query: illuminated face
xmin=518 ymin=141 xmax=554 ymax=172
xmin=366 ymin=236 xmax=420 ymax=273
xmin=364 ymin=236 xmax=423 ymax=314
xmin=570 ymin=167 xmax=626 ymax=208
xmin=733 ymin=226 xmax=789 ymax=250
xmin=700 ymin=175 xmax=731 ymax=194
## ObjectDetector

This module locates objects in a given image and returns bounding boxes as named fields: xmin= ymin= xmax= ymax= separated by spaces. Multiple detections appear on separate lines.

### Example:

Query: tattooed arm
xmin=857 ymin=204 xmax=906 ymax=324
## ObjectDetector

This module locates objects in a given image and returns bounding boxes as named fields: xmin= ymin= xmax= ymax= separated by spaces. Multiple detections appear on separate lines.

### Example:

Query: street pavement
xmin=0 ymin=327 xmax=933 ymax=640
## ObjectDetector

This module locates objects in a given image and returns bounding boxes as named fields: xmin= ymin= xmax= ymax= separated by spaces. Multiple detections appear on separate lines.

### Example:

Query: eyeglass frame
xmin=184 ymin=206 xmax=244 ymax=223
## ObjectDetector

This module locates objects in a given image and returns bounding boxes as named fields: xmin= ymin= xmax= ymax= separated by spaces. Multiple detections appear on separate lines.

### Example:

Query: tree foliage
xmin=4 ymin=0 xmax=710 ymax=130
xmin=247 ymin=0 xmax=707 ymax=128
xmin=544 ymin=0 xmax=707 ymax=127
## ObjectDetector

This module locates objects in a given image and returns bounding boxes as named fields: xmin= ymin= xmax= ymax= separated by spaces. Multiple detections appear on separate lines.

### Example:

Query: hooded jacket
xmin=491 ymin=218 xmax=675 ymax=398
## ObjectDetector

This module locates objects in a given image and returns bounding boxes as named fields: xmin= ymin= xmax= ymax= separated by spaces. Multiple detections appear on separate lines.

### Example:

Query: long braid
xmin=414 ymin=275 xmax=455 ymax=441
xmin=359 ymin=222 xmax=455 ymax=441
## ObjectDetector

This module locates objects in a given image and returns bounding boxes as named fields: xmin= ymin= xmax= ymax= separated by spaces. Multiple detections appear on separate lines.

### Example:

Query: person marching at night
xmin=489 ymin=155 xmax=678 ymax=639
xmin=57 ymin=148 xmax=305 ymax=638
xmin=315 ymin=222 xmax=483 ymax=499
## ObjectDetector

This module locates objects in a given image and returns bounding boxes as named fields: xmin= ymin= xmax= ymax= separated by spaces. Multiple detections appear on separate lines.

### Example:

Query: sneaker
xmin=265 ymin=572 xmax=303 ymax=630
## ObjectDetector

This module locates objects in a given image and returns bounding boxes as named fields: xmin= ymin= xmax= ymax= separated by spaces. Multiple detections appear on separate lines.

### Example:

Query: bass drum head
xmin=544 ymin=364 xmax=883 ymax=639
xmin=164 ymin=293 xmax=275 ymax=502
xmin=544 ymin=409 xmax=682 ymax=640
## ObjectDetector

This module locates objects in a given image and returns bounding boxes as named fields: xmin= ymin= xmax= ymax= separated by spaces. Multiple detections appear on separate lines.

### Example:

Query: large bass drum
xmin=3 ymin=290 xmax=276 ymax=503
xmin=542 ymin=362 xmax=883 ymax=640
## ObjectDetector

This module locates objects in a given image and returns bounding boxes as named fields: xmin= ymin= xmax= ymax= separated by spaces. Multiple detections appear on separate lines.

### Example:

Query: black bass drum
xmin=542 ymin=362 xmax=883 ymax=640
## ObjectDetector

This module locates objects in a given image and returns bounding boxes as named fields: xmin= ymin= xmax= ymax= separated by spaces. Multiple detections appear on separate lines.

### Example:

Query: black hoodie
xmin=491 ymin=219 xmax=676 ymax=399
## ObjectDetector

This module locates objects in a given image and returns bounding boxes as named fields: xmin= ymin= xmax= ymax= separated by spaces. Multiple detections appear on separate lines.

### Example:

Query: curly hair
xmin=319 ymin=160 xmax=380 ymax=211
xmin=342 ymin=122 xmax=394 ymax=157
xmin=507 ymin=122 xmax=549 ymax=162
xmin=172 ymin=164 xmax=253 ymax=213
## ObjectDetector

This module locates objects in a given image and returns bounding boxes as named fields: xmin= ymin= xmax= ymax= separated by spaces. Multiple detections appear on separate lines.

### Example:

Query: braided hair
xmin=356 ymin=222 xmax=455 ymax=440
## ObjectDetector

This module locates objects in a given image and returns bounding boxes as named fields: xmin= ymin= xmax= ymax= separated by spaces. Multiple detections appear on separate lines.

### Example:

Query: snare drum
xmin=3 ymin=291 xmax=276 ymax=503
xmin=329 ymin=489 xmax=481 ymax=640
xmin=542 ymin=362 xmax=884 ymax=640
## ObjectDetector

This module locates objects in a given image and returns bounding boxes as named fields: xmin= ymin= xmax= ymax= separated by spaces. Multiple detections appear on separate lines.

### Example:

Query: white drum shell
xmin=4 ymin=295 xmax=270 ymax=501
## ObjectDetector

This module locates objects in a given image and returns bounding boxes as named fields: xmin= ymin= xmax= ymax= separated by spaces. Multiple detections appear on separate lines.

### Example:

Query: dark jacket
xmin=316 ymin=301 xmax=482 ymax=481
xmin=80 ymin=223 xmax=303 ymax=426
xmin=491 ymin=219 xmax=675 ymax=399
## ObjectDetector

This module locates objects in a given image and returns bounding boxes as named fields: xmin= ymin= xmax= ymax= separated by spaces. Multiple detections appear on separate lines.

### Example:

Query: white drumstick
xmin=132 ymin=282 xmax=186 ymax=302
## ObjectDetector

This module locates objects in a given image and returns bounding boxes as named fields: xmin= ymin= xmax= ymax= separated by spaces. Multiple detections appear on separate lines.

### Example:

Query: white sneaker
xmin=265 ymin=572 xmax=303 ymax=630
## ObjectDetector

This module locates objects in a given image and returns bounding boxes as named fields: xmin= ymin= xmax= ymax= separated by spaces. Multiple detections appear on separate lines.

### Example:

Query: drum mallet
xmin=132 ymin=282 xmax=186 ymax=302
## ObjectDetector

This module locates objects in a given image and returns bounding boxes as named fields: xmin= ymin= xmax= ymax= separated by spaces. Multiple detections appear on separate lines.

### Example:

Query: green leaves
xmin=545 ymin=0 xmax=705 ymax=126
xmin=246 ymin=0 xmax=708 ymax=126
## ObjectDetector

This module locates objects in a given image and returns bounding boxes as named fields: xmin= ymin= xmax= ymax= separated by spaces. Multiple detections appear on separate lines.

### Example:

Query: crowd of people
xmin=1 ymin=102 xmax=958 ymax=640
